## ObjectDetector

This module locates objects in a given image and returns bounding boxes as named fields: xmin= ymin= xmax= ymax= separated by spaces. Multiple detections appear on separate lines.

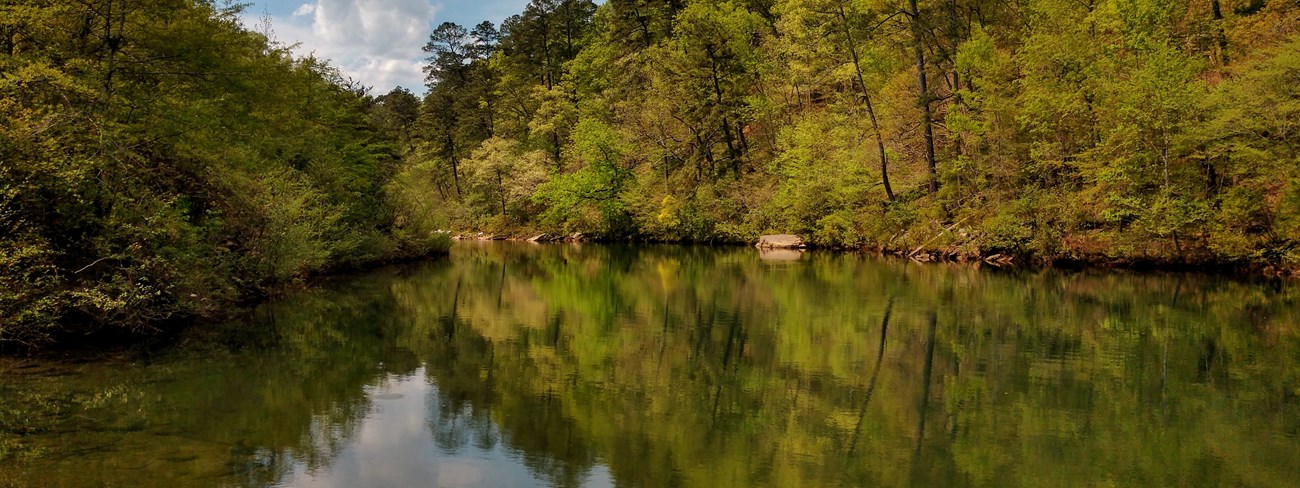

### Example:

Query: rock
xmin=755 ymin=234 xmax=806 ymax=249
xmin=565 ymin=232 xmax=585 ymax=242
xmin=983 ymin=253 xmax=1015 ymax=266
xmin=528 ymin=234 xmax=551 ymax=243
xmin=472 ymin=232 xmax=506 ymax=241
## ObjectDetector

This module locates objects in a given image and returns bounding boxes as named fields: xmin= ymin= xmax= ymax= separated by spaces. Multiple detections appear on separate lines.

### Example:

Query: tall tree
xmin=421 ymin=21 xmax=500 ymax=197
xmin=373 ymin=87 xmax=421 ymax=150
xmin=834 ymin=0 xmax=894 ymax=200
xmin=658 ymin=0 xmax=767 ymax=178
xmin=907 ymin=0 xmax=939 ymax=193
xmin=496 ymin=0 xmax=597 ymax=166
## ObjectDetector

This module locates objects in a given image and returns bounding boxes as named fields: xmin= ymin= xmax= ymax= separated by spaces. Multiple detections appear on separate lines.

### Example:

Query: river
xmin=2 ymin=242 xmax=1298 ymax=487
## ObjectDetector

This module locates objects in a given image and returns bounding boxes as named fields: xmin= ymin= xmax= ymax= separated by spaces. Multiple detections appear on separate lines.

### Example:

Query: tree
xmin=655 ymin=0 xmax=768 ymax=178
xmin=420 ymin=21 xmax=500 ymax=198
xmin=775 ymin=0 xmax=897 ymax=200
xmin=2 ymin=0 xmax=451 ymax=346
xmin=461 ymin=137 xmax=551 ymax=220
xmin=906 ymin=0 xmax=939 ymax=194
xmin=495 ymin=0 xmax=597 ymax=165
xmin=373 ymin=87 xmax=422 ymax=150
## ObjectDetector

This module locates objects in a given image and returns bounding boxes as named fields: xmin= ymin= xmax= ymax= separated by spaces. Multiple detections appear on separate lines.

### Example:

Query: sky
xmin=237 ymin=0 xmax=531 ymax=96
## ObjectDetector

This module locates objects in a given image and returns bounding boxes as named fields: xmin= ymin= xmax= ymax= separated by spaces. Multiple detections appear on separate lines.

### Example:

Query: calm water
xmin=3 ymin=243 xmax=1300 ymax=487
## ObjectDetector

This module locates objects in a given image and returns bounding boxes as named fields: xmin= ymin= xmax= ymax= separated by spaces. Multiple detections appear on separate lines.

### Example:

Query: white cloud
xmin=245 ymin=0 xmax=438 ymax=95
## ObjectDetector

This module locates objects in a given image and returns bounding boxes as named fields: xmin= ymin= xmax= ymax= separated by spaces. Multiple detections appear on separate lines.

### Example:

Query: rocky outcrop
xmin=452 ymin=231 xmax=587 ymax=243
xmin=756 ymin=234 xmax=806 ymax=250
xmin=452 ymin=232 xmax=505 ymax=241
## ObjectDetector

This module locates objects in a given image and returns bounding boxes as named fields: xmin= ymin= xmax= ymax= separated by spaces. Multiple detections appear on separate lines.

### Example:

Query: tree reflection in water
xmin=3 ymin=242 xmax=1300 ymax=487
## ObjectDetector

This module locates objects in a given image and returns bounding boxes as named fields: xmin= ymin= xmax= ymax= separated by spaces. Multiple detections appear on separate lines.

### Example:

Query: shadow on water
xmin=3 ymin=242 xmax=1300 ymax=487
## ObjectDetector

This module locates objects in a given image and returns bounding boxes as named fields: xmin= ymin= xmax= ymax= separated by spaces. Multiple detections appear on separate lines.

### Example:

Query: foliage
xmin=0 ymin=0 xmax=450 ymax=346
xmin=407 ymin=0 xmax=1300 ymax=271
xmin=9 ymin=0 xmax=1300 ymax=346
xmin=460 ymin=137 xmax=551 ymax=226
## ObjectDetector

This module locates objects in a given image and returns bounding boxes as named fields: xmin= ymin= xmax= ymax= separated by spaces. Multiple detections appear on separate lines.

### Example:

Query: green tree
xmin=461 ymin=137 xmax=552 ymax=223
xmin=0 ymin=0 xmax=448 ymax=346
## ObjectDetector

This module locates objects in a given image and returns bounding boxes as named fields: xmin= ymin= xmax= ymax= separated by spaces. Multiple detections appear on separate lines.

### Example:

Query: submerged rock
xmin=756 ymin=234 xmax=806 ymax=249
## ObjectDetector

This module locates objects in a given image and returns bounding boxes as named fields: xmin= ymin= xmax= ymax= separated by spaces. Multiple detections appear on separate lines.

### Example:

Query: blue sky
xmin=238 ymin=0 xmax=531 ymax=95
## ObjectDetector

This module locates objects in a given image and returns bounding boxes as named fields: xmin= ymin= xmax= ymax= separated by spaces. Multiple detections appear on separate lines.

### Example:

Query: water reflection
xmin=276 ymin=369 xmax=611 ymax=488
xmin=757 ymin=248 xmax=804 ymax=261
xmin=3 ymin=243 xmax=1300 ymax=487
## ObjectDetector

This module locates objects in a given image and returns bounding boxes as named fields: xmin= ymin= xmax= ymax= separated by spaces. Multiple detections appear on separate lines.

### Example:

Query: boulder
xmin=756 ymin=234 xmax=806 ymax=249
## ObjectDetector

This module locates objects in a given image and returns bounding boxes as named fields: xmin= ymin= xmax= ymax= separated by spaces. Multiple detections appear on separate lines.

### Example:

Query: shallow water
xmin=3 ymin=243 xmax=1299 ymax=487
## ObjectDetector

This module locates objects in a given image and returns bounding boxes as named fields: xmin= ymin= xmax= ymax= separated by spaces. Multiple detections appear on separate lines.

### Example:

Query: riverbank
xmin=390 ymin=0 xmax=1300 ymax=297
xmin=447 ymin=227 xmax=1299 ymax=279
xmin=0 ymin=241 xmax=452 ymax=355
xmin=3 ymin=2 xmax=466 ymax=352
xmin=7 ymin=231 xmax=1289 ymax=354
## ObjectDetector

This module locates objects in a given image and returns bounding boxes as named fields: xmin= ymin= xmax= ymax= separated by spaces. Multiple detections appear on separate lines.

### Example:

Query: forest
xmin=3 ymin=0 xmax=1300 ymax=346
xmin=411 ymin=0 xmax=1300 ymax=266
xmin=1 ymin=1 xmax=452 ymax=345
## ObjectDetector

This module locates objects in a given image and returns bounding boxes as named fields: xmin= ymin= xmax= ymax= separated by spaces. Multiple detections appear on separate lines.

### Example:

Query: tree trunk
xmin=634 ymin=5 xmax=652 ymax=48
xmin=448 ymin=135 xmax=462 ymax=198
xmin=541 ymin=17 xmax=554 ymax=89
xmin=837 ymin=2 xmax=895 ymax=201
xmin=721 ymin=118 xmax=740 ymax=176
xmin=707 ymin=46 xmax=741 ymax=176
xmin=908 ymin=0 xmax=939 ymax=194
xmin=100 ymin=0 xmax=126 ymax=108
xmin=497 ymin=169 xmax=507 ymax=216
xmin=948 ymin=0 xmax=964 ymax=158
xmin=551 ymin=131 xmax=563 ymax=171
xmin=1211 ymin=0 xmax=1229 ymax=66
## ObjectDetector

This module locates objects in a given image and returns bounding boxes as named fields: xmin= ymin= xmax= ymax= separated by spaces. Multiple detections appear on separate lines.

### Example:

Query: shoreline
xmin=450 ymin=230 xmax=1298 ymax=280
xmin=5 ymin=237 xmax=1290 ymax=356
xmin=0 ymin=249 xmax=452 ymax=357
